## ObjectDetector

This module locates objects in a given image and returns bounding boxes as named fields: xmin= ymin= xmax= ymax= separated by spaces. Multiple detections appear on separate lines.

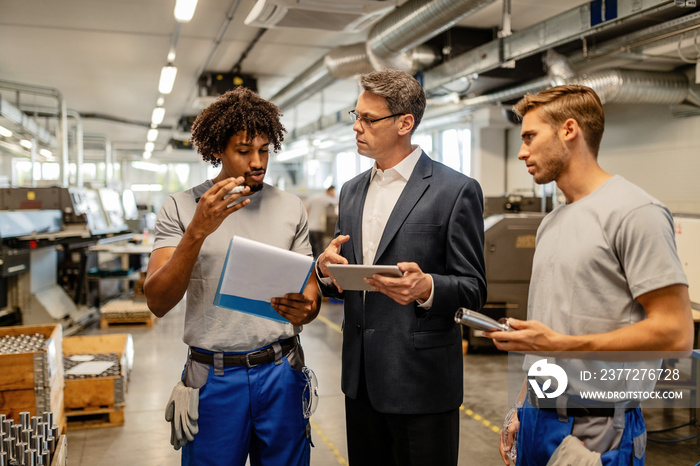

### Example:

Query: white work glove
xmin=164 ymin=381 xmax=200 ymax=450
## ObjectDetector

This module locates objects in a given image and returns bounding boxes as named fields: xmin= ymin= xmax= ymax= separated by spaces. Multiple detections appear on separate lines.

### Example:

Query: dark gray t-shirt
xmin=153 ymin=180 xmax=312 ymax=351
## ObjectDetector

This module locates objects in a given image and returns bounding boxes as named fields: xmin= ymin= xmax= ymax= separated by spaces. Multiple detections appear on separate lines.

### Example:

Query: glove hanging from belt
xmin=165 ymin=381 xmax=200 ymax=450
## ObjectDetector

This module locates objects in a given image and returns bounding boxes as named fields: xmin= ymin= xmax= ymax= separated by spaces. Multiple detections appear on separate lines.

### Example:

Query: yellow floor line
xmin=316 ymin=313 xmax=342 ymax=334
xmin=310 ymin=418 xmax=348 ymax=465
xmin=461 ymin=405 xmax=502 ymax=433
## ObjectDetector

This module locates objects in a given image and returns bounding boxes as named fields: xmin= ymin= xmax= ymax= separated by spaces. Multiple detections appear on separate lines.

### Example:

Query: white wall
xmin=504 ymin=103 xmax=700 ymax=215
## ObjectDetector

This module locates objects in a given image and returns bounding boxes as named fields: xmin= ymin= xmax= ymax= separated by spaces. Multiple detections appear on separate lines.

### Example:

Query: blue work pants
xmin=516 ymin=399 xmax=646 ymax=466
xmin=181 ymin=356 xmax=311 ymax=466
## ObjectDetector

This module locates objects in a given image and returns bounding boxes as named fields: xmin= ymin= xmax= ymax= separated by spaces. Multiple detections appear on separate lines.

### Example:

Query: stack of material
xmin=62 ymin=334 xmax=133 ymax=430
xmin=99 ymin=299 xmax=154 ymax=328
xmin=0 ymin=325 xmax=66 ymax=435
xmin=0 ymin=410 xmax=64 ymax=466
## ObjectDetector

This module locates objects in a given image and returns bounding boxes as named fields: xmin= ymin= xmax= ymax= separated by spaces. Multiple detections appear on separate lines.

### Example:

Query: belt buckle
xmin=245 ymin=349 xmax=266 ymax=368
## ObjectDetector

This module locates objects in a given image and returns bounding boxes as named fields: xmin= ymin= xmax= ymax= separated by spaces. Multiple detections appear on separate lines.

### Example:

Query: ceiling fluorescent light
xmin=143 ymin=151 xmax=152 ymax=160
xmin=147 ymin=129 xmax=159 ymax=142
xmin=39 ymin=149 xmax=53 ymax=158
xmin=151 ymin=107 xmax=166 ymax=125
xmin=158 ymin=66 xmax=178 ymax=94
xmin=20 ymin=139 xmax=32 ymax=149
xmin=145 ymin=142 xmax=155 ymax=153
xmin=0 ymin=125 xmax=12 ymax=137
xmin=156 ymin=97 xmax=165 ymax=107
xmin=131 ymin=183 xmax=164 ymax=192
xmin=132 ymin=161 xmax=166 ymax=172
xmin=174 ymin=0 xmax=198 ymax=22
xmin=277 ymin=146 xmax=309 ymax=162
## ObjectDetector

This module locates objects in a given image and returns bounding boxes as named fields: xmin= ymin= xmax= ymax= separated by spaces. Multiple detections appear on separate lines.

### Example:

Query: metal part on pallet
xmin=24 ymin=448 xmax=36 ymax=466
xmin=63 ymin=352 xmax=122 ymax=379
xmin=0 ymin=334 xmax=46 ymax=355
xmin=39 ymin=415 xmax=50 ymax=432
xmin=39 ymin=448 xmax=49 ymax=466
xmin=17 ymin=415 xmax=28 ymax=432
xmin=14 ymin=443 xmax=24 ymax=466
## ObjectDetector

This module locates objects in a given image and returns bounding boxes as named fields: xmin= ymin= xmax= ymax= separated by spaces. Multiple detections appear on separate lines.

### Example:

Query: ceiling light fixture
xmin=0 ymin=125 xmax=12 ymax=137
xmin=20 ymin=139 xmax=32 ymax=149
xmin=156 ymin=97 xmax=165 ymax=107
xmin=147 ymin=129 xmax=159 ymax=142
xmin=158 ymin=66 xmax=178 ymax=94
xmin=142 ymin=151 xmax=152 ymax=160
xmin=151 ymin=107 xmax=166 ymax=125
xmin=39 ymin=149 xmax=53 ymax=158
xmin=145 ymin=142 xmax=155 ymax=153
xmin=277 ymin=146 xmax=309 ymax=162
xmin=174 ymin=0 xmax=198 ymax=22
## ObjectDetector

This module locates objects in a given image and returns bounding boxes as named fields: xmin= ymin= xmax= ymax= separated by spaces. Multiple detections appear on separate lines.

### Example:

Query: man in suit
xmin=316 ymin=69 xmax=487 ymax=466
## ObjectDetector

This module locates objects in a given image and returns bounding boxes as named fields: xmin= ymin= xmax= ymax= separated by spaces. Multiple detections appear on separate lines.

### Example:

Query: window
xmin=440 ymin=128 xmax=471 ymax=176
xmin=335 ymin=151 xmax=357 ymax=189
xmin=413 ymin=133 xmax=433 ymax=154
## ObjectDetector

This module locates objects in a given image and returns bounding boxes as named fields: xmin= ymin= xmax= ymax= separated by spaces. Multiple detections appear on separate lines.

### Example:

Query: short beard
xmin=248 ymin=183 xmax=264 ymax=193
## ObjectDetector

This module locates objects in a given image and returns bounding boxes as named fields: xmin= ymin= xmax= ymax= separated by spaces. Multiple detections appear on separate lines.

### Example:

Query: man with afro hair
xmin=145 ymin=86 xmax=320 ymax=466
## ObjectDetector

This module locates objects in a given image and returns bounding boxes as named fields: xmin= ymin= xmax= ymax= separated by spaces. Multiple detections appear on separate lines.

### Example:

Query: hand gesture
xmin=317 ymin=235 xmax=349 ymax=292
xmin=364 ymin=262 xmax=432 ymax=305
xmin=485 ymin=318 xmax=562 ymax=353
xmin=189 ymin=177 xmax=250 ymax=239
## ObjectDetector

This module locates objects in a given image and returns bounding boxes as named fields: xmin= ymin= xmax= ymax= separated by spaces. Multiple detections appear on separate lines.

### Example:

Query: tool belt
xmin=189 ymin=337 xmax=297 ymax=368
xmin=527 ymin=390 xmax=637 ymax=418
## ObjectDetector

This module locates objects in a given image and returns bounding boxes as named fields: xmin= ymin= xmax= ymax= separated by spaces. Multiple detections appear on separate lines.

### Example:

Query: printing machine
xmin=0 ymin=186 xmax=131 ymax=332
xmin=464 ymin=194 xmax=551 ymax=351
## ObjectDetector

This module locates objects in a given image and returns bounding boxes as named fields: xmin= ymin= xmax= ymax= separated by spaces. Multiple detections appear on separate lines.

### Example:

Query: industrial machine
xmin=0 ymin=186 xmax=132 ymax=332
xmin=462 ymin=194 xmax=552 ymax=351
xmin=464 ymin=212 xmax=546 ymax=351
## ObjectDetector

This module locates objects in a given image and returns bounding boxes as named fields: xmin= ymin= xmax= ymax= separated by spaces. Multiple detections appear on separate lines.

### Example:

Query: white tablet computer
xmin=326 ymin=264 xmax=403 ymax=291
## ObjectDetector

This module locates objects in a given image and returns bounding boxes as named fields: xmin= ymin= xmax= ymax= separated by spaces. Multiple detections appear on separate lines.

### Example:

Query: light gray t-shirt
xmin=526 ymin=175 xmax=688 ymax=397
xmin=153 ymin=180 xmax=312 ymax=352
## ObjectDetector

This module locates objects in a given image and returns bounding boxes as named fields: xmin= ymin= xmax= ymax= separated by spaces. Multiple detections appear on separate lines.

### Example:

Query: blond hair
xmin=513 ymin=85 xmax=605 ymax=156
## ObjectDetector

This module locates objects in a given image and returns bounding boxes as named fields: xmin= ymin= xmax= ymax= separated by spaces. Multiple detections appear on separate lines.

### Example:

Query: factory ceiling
xmin=1 ymin=0 xmax=699 ymax=167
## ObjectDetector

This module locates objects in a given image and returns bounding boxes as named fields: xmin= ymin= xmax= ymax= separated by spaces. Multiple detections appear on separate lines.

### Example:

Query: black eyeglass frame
xmin=348 ymin=110 xmax=404 ymax=128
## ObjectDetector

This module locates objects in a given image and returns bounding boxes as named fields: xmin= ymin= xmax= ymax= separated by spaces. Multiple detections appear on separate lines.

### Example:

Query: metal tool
xmin=454 ymin=308 xmax=512 ymax=332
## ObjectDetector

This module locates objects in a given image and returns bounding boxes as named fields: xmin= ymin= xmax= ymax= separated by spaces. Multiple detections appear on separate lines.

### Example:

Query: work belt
xmin=527 ymin=390 xmax=637 ymax=418
xmin=189 ymin=337 xmax=297 ymax=369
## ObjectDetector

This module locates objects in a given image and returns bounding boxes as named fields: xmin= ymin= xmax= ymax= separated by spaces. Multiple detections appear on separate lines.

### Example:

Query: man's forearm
xmin=145 ymin=230 xmax=206 ymax=316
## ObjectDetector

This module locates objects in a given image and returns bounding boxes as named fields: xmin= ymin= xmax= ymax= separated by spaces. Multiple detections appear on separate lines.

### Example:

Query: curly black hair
xmin=190 ymin=86 xmax=286 ymax=167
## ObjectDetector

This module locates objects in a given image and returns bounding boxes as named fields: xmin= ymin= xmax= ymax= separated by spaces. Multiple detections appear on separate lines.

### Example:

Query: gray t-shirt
xmin=153 ymin=180 xmax=312 ymax=351
xmin=526 ymin=175 xmax=688 ymax=397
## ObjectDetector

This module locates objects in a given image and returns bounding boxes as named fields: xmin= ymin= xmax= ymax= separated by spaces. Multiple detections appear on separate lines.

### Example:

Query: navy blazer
xmin=322 ymin=152 xmax=487 ymax=414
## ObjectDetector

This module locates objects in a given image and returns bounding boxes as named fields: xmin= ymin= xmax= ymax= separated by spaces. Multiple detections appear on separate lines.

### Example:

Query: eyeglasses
xmin=348 ymin=110 xmax=404 ymax=128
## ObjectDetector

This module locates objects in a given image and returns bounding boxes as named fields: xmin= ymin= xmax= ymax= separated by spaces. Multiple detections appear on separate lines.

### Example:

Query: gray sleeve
xmin=153 ymin=195 xmax=185 ymax=250
xmin=615 ymin=203 xmax=688 ymax=298
xmin=290 ymin=197 xmax=312 ymax=256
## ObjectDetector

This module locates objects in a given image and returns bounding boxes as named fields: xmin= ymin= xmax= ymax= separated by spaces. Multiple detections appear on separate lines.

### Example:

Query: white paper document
xmin=214 ymin=236 xmax=315 ymax=323
xmin=65 ymin=361 xmax=115 ymax=376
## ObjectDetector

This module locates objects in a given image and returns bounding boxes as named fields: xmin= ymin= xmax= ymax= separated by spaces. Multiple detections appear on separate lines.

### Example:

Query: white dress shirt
xmin=320 ymin=145 xmax=434 ymax=308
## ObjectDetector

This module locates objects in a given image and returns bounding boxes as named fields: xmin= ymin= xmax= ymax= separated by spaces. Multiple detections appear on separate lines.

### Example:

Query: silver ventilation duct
xmin=461 ymin=69 xmax=690 ymax=111
xmin=545 ymin=50 xmax=576 ymax=87
xmin=367 ymin=0 xmax=494 ymax=61
xmin=570 ymin=70 xmax=689 ymax=105
xmin=325 ymin=44 xmax=375 ymax=79
xmin=271 ymin=0 xmax=497 ymax=108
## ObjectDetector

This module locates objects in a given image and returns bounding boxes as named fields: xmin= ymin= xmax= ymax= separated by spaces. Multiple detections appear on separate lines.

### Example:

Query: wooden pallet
xmin=66 ymin=406 xmax=124 ymax=430
xmin=100 ymin=313 xmax=155 ymax=328
xmin=50 ymin=435 xmax=67 ymax=466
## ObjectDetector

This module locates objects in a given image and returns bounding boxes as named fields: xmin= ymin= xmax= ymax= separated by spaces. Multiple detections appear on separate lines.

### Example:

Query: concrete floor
xmin=66 ymin=300 xmax=699 ymax=465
